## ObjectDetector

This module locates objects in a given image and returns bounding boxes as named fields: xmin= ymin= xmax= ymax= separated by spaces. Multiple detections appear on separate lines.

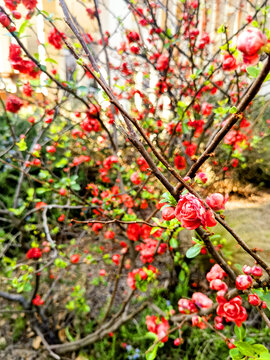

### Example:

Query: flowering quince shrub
xmin=1 ymin=1 xmax=270 ymax=359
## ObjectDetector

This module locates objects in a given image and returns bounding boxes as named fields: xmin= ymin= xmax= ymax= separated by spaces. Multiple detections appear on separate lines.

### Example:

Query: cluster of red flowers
xmin=127 ymin=265 xmax=158 ymax=290
xmin=206 ymin=264 xmax=247 ymax=328
xmin=6 ymin=95 xmax=23 ymax=113
xmin=71 ymin=155 xmax=91 ymax=167
xmin=135 ymin=238 xmax=167 ymax=263
xmin=32 ymin=294 xmax=44 ymax=306
xmin=48 ymin=28 xmax=66 ymax=50
xmin=175 ymin=193 xmax=217 ymax=230
xmin=145 ymin=315 xmax=170 ymax=342
xmin=26 ymin=247 xmax=42 ymax=260
xmin=9 ymin=44 xmax=40 ymax=78
xmin=4 ymin=0 xmax=36 ymax=11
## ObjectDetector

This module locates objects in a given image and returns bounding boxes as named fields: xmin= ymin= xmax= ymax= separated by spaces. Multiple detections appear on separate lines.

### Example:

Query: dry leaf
xmin=58 ymin=328 xmax=66 ymax=343
xmin=32 ymin=336 xmax=42 ymax=350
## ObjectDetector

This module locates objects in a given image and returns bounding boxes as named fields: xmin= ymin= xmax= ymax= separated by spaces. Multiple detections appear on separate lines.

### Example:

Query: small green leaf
xmin=186 ymin=244 xmax=202 ymax=258
xmin=16 ymin=138 xmax=27 ymax=152
xmin=234 ymin=324 xmax=246 ymax=341
xmin=230 ymin=106 xmax=237 ymax=114
xmin=146 ymin=344 xmax=159 ymax=360
xmin=246 ymin=66 xmax=260 ymax=78
xmin=170 ymin=238 xmax=178 ymax=249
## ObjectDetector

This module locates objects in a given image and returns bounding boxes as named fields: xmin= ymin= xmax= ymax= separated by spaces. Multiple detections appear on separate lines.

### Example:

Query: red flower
xmin=201 ymin=102 xmax=213 ymax=116
xmin=206 ymin=193 xmax=228 ymax=211
xmin=127 ymin=30 xmax=140 ymax=43
xmin=178 ymin=298 xmax=198 ymax=314
xmin=140 ymin=224 xmax=151 ymax=239
xmin=162 ymin=206 xmax=175 ymax=221
xmin=235 ymin=275 xmax=253 ymax=290
xmin=237 ymin=27 xmax=267 ymax=65
xmin=174 ymin=155 xmax=186 ymax=170
xmin=23 ymin=82 xmax=33 ymax=97
xmin=4 ymin=0 xmax=20 ymax=11
xmin=130 ymin=172 xmax=141 ymax=185
xmin=191 ymin=292 xmax=213 ymax=309
xmin=26 ymin=247 xmax=42 ymax=259
xmin=156 ymin=54 xmax=169 ymax=71
xmin=22 ymin=0 xmax=37 ymax=10
xmin=48 ymin=28 xmax=66 ymax=50
xmin=70 ymin=254 xmax=80 ymax=264
xmin=184 ymin=142 xmax=197 ymax=157
xmin=210 ymin=279 xmax=228 ymax=292
xmin=222 ymin=54 xmax=238 ymax=71
xmin=127 ymin=223 xmax=140 ymax=241
xmin=175 ymin=193 xmax=216 ymax=230
xmin=248 ymin=294 xmax=261 ymax=306
xmin=0 ymin=13 xmax=10 ymax=27
xmin=206 ymin=264 xmax=227 ymax=282
xmin=6 ymin=95 xmax=23 ymax=113
xmin=217 ymin=296 xmax=247 ymax=327
xmin=192 ymin=315 xmax=207 ymax=329
xmin=112 ymin=254 xmax=120 ymax=265
xmin=251 ymin=265 xmax=263 ymax=278
xmin=32 ymin=294 xmax=44 ymax=306
xmin=104 ymin=231 xmax=115 ymax=239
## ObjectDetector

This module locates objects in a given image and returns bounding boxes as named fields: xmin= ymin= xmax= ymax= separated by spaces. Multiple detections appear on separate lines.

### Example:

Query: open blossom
xmin=251 ymin=265 xmax=263 ymax=278
xmin=206 ymin=193 xmax=228 ymax=211
xmin=248 ymin=294 xmax=261 ymax=306
xmin=127 ymin=223 xmax=140 ymax=241
xmin=237 ymin=28 xmax=267 ymax=65
xmin=178 ymin=298 xmax=198 ymax=314
xmin=192 ymin=315 xmax=207 ymax=329
xmin=48 ymin=28 xmax=66 ymax=49
xmin=6 ymin=95 xmax=23 ymax=113
xmin=126 ymin=30 xmax=140 ymax=43
xmin=217 ymin=296 xmax=247 ymax=327
xmin=26 ymin=247 xmax=42 ymax=259
xmin=206 ymin=264 xmax=227 ymax=282
xmin=210 ymin=279 xmax=228 ymax=292
xmin=146 ymin=316 xmax=170 ymax=342
xmin=22 ymin=0 xmax=37 ymax=10
xmin=235 ymin=275 xmax=253 ymax=290
xmin=222 ymin=54 xmax=238 ymax=71
xmin=175 ymin=193 xmax=216 ymax=230
xmin=174 ymin=155 xmax=186 ymax=170
xmin=156 ymin=54 xmax=169 ymax=71
xmin=4 ymin=0 xmax=20 ymax=11
xmin=162 ymin=206 xmax=175 ymax=221
xmin=191 ymin=292 xmax=213 ymax=309
xmin=32 ymin=294 xmax=44 ymax=306
xmin=136 ymin=238 xmax=167 ymax=263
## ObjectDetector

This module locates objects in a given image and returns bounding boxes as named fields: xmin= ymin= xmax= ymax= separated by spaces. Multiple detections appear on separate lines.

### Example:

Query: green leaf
xmin=260 ymin=354 xmax=270 ymax=360
xmin=146 ymin=344 xmax=159 ymax=360
xmin=45 ymin=58 xmax=58 ymax=64
xmin=229 ymin=348 xmax=241 ymax=359
xmin=16 ymin=138 xmax=27 ymax=152
xmin=186 ymin=244 xmax=202 ymax=259
xmin=253 ymin=344 xmax=269 ymax=355
xmin=230 ymin=106 xmax=237 ymax=114
xmin=234 ymin=324 xmax=246 ymax=341
xmin=246 ymin=66 xmax=260 ymax=78
xmin=18 ymin=20 xmax=29 ymax=36
xmin=217 ymin=24 xmax=226 ymax=33
xmin=170 ymin=238 xmax=178 ymax=249
xmin=235 ymin=342 xmax=256 ymax=357
xmin=160 ymin=192 xmax=177 ymax=206
xmin=150 ymin=227 xmax=161 ymax=235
